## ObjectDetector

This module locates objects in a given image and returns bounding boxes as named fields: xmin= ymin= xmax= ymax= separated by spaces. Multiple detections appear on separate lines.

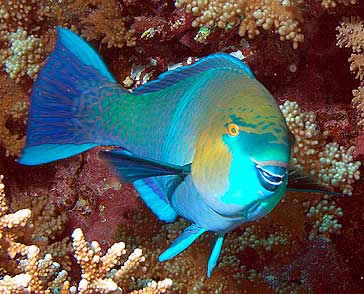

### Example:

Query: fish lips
xmin=256 ymin=165 xmax=287 ymax=192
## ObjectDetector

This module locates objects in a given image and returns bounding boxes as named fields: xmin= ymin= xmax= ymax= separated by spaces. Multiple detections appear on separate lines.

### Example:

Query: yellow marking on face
xmin=192 ymin=123 xmax=231 ymax=197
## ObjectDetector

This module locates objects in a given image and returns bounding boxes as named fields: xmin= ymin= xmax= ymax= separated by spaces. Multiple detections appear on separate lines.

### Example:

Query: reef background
xmin=1 ymin=0 xmax=364 ymax=293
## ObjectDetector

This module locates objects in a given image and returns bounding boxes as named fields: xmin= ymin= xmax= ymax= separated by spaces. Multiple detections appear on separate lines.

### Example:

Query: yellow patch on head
xmin=192 ymin=123 xmax=231 ymax=198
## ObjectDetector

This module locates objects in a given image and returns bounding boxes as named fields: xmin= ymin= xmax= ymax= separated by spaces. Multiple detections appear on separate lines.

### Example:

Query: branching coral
xmin=337 ymin=16 xmax=364 ymax=53
xmin=337 ymin=16 xmax=364 ymax=127
xmin=0 ymin=72 xmax=28 ymax=157
xmin=0 ymin=1 xmax=49 ymax=83
xmin=0 ymin=1 xmax=38 ymax=30
xmin=72 ymin=0 xmax=137 ymax=48
xmin=303 ymin=196 xmax=343 ymax=241
xmin=174 ymin=0 xmax=359 ymax=48
xmin=2 ymin=28 xmax=44 ymax=82
xmin=0 ymin=175 xmax=31 ymax=260
xmin=67 ymin=228 xmax=172 ymax=294
xmin=117 ymin=215 xmax=241 ymax=294
xmin=280 ymin=100 xmax=361 ymax=195
xmin=318 ymin=0 xmax=358 ymax=9
xmin=352 ymin=86 xmax=364 ymax=126
xmin=0 ymin=174 xmax=71 ymax=280
xmin=3 ymin=245 xmax=68 ymax=293
xmin=175 ymin=0 xmax=304 ymax=49
xmin=23 ymin=196 xmax=72 ymax=271
xmin=0 ymin=175 xmax=173 ymax=293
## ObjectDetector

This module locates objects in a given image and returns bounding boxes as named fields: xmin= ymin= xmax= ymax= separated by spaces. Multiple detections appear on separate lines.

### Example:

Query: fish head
xmin=191 ymin=89 xmax=293 ymax=220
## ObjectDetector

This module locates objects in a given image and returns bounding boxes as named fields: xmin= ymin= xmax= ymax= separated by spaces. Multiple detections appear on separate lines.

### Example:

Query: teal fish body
xmin=19 ymin=28 xmax=333 ymax=277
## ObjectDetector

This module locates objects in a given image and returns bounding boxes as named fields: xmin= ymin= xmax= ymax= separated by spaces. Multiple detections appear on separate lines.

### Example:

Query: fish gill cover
xmin=0 ymin=0 xmax=363 ymax=293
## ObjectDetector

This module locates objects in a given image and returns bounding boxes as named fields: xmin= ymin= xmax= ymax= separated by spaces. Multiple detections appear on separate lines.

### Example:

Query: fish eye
xmin=227 ymin=123 xmax=239 ymax=137
xmin=256 ymin=165 xmax=286 ymax=192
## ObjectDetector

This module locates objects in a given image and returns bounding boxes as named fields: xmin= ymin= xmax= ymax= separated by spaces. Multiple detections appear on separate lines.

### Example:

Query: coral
xmin=264 ymin=236 xmax=359 ymax=293
xmin=0 ymin=1 xmax=37 ymax=32
xmin=0 ymin=1 xmax=52 ymax=84
xmin=349 ymin=53 xmax=364 ymax=80
xmin=303 ymin=196 xmax=344 ymax=241
xmin=352 ymin=86 xmax=364 ymax=126
xmin=117 ymin=215 xmax=243 ymax=294
xmin=337 ymin=16 xmax=364 ymax=53
xmin=318 ymin=0 xmax=358 ymax=8
xmin=70 ymin=228 xmax=172 ymax=293
xmin=0 ymin=174 xmax=72 ymax=275
xmin=0 ymin=176 xmax=172 ymax=293
xmin=280 ymin=100 xmax=361 ymax=195
xmin=1 ymin=28 xmax=44 ymax=82
xmin=0 ymin=228 xmax=172 ymax=294
xmin=72 ymin=0 xmax=137 ymax=48
xmin=0 ymin=73 xmax=28 ymax=157
xmin=337 ymin=16 xmax=364 ymax=127
xmin=0 ymin=175 xmax=31 ymax=260
xmin=175 ymin=0 xmax=304 ymax=49
xmin=12 ymin=245 xmax=66 ymax=293
xmin=25 ymin=196 xmax=72 ymax=271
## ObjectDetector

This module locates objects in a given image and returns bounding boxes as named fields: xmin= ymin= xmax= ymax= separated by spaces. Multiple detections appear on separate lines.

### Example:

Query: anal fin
xmin=207 ymin=234 xmax=224 ymax=277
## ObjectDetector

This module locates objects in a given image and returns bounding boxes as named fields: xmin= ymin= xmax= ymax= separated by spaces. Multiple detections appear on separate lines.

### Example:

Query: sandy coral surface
xmin=1 ymin=0 xmax=364 ymax=293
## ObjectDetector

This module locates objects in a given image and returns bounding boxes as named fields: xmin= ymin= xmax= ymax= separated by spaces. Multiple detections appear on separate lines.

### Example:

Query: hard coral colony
xmin=0 ymin=1 xmax=363 ymax=294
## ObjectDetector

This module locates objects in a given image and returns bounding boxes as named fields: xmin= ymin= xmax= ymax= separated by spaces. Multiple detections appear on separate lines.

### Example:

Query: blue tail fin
xmin=19 ymin=27 xmax=123 ymax=165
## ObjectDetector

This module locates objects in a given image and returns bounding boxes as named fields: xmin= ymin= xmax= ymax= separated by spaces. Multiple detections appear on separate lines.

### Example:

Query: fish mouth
xmin=250 ymin=158 xmax=288 ymax=168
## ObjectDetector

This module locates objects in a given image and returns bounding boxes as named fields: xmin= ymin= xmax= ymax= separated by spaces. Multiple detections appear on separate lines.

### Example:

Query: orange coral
xmin=0 ymin=73 xmax=28 ymax=157
xmin=0 ymin=175 xmax=30 ymax=260
xmin=70 ymin=0 xmax=136 ymax=48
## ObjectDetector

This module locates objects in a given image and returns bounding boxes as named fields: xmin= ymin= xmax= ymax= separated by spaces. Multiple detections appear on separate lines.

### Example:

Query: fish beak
xmin=250 ymin=157 xmax=288 ymax=168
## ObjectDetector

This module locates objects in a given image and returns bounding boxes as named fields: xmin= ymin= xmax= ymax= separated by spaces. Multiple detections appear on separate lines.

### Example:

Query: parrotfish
xmin=19 ymin=28 xmax=337 ymax=277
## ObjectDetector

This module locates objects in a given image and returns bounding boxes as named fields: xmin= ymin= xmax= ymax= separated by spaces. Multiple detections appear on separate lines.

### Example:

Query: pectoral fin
xmin=99 ymin=148 xmax=191 ymax=182
xmin=159 ymin=224 xmax=206 ymax=262
xmin=287 ymin=168 xmax=343 ymax=196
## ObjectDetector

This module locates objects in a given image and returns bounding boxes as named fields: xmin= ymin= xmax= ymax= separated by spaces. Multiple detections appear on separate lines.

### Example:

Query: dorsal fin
xmin=133 ymin=53 xmax=255 ymax=95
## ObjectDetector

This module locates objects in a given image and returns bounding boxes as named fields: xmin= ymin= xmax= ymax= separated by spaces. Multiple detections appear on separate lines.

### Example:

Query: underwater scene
xmin=1 ymin=0 xmax=364 ymax=293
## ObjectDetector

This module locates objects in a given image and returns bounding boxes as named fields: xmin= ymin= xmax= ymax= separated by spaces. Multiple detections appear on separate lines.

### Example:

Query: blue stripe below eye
xmin=256 ymin=165 xmax=286 ymax=191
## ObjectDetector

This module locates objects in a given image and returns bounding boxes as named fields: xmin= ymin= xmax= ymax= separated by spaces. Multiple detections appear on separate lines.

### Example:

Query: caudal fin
xmin=19 ymin=27 xmax=125 ymax=165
